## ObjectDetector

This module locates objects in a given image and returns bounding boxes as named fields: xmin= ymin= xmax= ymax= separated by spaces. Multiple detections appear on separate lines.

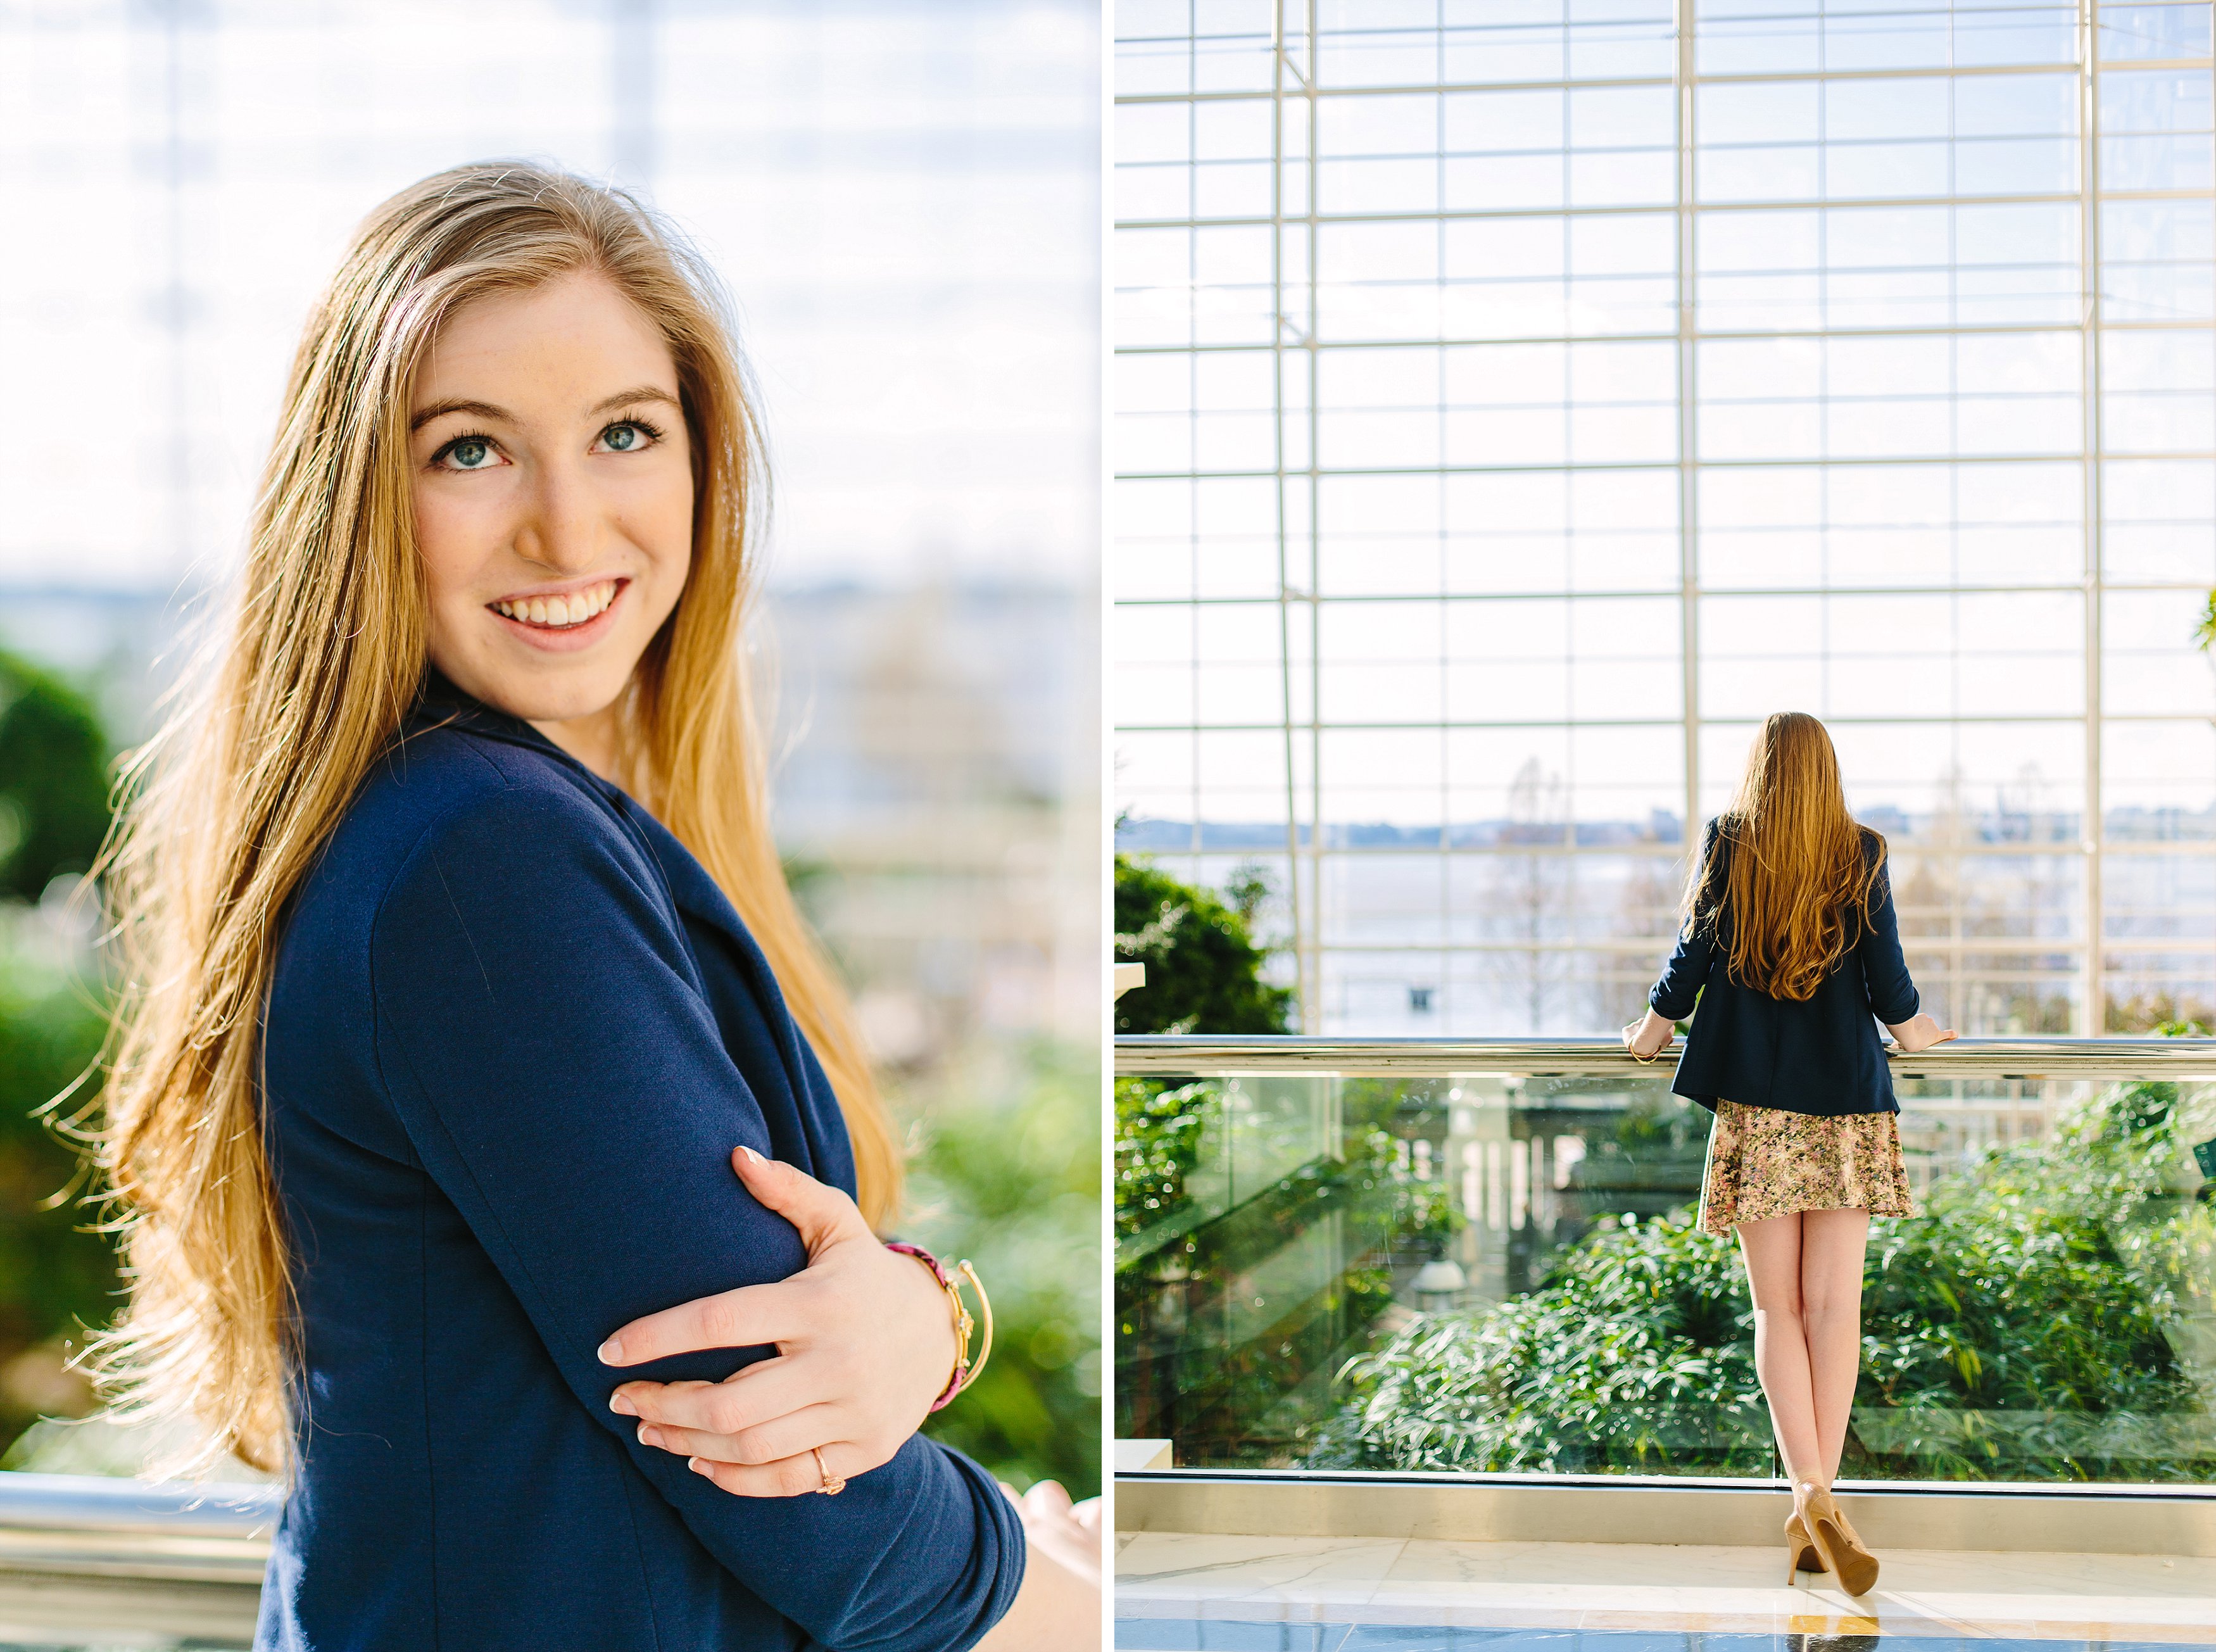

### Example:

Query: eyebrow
xmin=409 ymin=397 xmax=507 ymax=433
xmin=408 ymin=385 xmax=681 ymax=434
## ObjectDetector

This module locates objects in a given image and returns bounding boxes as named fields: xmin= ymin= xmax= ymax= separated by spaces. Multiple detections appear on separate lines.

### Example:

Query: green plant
xmin=1854 ymin=1071 xmax=2207 ymax=1480
xmin=0 ymin=947 xmax=118 ymax=1450
xmin=0 ymin=655 xmax=118 ymax=1456
xmin=902 ymin=1040 xmax=1100 ymax=1499
xmin=1115 ymin=1077 xmax=1214 ymax=1244
xmin=1114 ymin=855 xmax=1291 ymax=1036
xmin=1315 ymin=1067 xmax=2216 ymax=1484
xmin=1114 ymin=1072 xmax=1470 ymax=1461
xmin=0 ymin=653 xmax=111 ymax=903
xmin=1312 ymin=1208 xmax=1766 ymax=1475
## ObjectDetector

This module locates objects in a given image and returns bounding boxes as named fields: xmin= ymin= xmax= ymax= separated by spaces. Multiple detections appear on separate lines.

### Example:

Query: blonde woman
xmin=94 ymin=164 xmax=1095 ymax=1649
xmin=1622 ymin=712 xmax=1955 ymax=1596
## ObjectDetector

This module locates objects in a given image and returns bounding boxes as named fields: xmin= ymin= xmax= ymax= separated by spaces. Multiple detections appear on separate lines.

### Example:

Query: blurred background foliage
xmin=0 ymin=651 xmax=120 ymax=1449
xmin=0 ymin=655 xmax=110 ymax=904
xmin=903 ymin=1042 xmax=1100 ymax=1499
xmin=0 ymin=957 xmax=116 ymax=1447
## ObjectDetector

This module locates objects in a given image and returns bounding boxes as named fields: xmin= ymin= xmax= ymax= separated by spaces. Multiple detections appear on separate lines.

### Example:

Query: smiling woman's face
xmin=410 ymin=269 xmax=694 ymax=766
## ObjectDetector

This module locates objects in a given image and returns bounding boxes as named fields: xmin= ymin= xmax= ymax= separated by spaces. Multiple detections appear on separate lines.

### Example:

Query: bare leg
xmin=1797 ymin=1206 xmax=1870 ymax=1485
xmin=1735 ymin=1213 xmax=1823 ymax=1487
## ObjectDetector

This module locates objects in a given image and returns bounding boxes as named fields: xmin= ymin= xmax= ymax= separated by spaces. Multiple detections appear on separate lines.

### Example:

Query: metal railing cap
xmin=0 ymin=1470 xmax=279 ymax=1537
xmin=1115 ymin=1033 xmax=2216 ymax=1080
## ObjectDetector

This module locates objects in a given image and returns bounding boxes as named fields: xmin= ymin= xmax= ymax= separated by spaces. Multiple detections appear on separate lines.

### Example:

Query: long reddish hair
xmin=1685 ymin=712 xmax=1886 ymax=1002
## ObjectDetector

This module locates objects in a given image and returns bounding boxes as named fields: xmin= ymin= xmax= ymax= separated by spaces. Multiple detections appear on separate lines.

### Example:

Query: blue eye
xmin=603 ymin=422 xmax=643 ymax=451
xmin=445 ymin=438 xmax=495 ymax=470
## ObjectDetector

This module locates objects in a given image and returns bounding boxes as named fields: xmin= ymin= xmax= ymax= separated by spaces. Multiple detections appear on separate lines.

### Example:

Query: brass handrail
xmin=0 ymin=1472 xmax=274 ymax=1586
xmin=1115 ymin=1035 xmax=2216 ymax=1080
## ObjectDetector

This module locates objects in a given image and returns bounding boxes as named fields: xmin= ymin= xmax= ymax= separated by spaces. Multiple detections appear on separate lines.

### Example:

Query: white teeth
xmin=494 ymin=581 xmax=617 ymax=627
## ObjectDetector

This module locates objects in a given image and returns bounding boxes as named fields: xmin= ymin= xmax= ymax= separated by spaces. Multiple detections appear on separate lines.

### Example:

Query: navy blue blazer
xmin=1646 ymin=818 xmax=1920 ymax=1117
xmin=255 ymin=678 xmax=1023 ymax=1651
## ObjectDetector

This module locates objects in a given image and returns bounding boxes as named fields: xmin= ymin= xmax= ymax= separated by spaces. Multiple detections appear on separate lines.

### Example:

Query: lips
xmin=489 ymin=579 xmax=622 ymax=630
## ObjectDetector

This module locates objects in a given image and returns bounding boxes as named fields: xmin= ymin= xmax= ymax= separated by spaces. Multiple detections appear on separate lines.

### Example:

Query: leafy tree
xmin=1314 ymin=1068 xmax=2216 ymax=1483
xmin=0 ymin=653 xmax=111 ymax=902
xmin=1114 ymin=855 xmax=1292 ymax=1036
xmin=1310 ymin=1207 xmax=1766 ymax=1475
xmin=1852 ymin=1076 xmax=2196 ymax=1479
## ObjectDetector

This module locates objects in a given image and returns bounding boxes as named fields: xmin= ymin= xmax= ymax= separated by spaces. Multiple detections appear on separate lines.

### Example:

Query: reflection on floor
xmin=1114 ymin=1531 xmax=2216 ymax=1648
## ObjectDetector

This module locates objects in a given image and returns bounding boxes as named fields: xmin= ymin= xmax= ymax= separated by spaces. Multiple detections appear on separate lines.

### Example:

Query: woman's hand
xmin=1886 ymin=1012 xmax=1958 ymax=1054
xmin=598 ymin=1147 xmax=957 ymax=1496
xmin=973 ymin=1480 xmax=1102 ymax=1651
xmin=1009 ymin=1480 xmax=1101 ymax=1588
xmin=1622 ymin=1008 xmax=1675 ymax=1061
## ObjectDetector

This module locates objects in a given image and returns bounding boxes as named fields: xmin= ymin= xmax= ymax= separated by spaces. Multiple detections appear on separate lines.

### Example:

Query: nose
xmin=510 ymin=450 xmax=602 ymax=574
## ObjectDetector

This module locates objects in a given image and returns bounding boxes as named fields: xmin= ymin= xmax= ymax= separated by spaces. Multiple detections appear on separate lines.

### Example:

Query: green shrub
xmin=1319 ymin=1071 xmax=2216 ymax=1483
xmin=1312 ymin=1206 xmax=1767 ymax=1475
xmin=1855 ymin=1071 xmax=2207 ymax=1479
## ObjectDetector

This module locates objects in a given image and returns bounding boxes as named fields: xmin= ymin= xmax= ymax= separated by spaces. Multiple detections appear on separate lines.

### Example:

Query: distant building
xmin=765 ymin=581 xmax=1100 ymax=1064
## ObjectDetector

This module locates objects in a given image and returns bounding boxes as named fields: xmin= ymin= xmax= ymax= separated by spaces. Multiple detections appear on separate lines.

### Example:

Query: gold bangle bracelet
xmin=954 ymin=1259 xmax=993 ymax=1390
xmin=898 ymin=1251 xmax=973 ymax=1409
xmin=890 ymin=1245 xmax=993 ymax=1409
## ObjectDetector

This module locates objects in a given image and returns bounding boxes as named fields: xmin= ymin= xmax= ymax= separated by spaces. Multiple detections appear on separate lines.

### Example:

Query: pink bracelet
xmin=885 ymin=1242 xmax=993 ymax=1413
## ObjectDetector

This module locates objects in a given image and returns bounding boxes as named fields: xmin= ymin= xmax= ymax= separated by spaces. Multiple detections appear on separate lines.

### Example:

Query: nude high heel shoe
xmin=1798 ymin=1482 xmax=1879 ymax=1596
xmin=1783 ymin=1511 xmax=1821 ymax=1580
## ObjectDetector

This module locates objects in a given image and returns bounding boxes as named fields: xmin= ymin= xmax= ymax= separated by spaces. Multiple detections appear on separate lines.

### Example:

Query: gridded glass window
xmin=1117 ymin=0 xmax=2216 ymax=1035
xmin=3 ymin=0 xmax=1097 ymax=602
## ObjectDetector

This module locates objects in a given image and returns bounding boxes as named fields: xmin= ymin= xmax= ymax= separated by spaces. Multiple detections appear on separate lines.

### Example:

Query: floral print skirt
xmin=1697 ymin=1099 xmax=1915 ymax=1237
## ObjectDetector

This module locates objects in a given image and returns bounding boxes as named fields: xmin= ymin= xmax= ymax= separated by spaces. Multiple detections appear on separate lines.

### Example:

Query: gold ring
xmin=812 ymin=1446 xmax=845 ymax=1496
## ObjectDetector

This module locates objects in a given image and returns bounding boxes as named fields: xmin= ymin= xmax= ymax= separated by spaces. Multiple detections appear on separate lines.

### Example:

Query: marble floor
xmin=1115 ymin=1530 xmax=2216 ymax=1648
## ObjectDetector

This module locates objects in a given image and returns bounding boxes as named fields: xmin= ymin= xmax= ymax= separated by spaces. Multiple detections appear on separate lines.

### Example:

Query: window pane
xmin=1118 ymin=0 xmax=2216 ymax=1044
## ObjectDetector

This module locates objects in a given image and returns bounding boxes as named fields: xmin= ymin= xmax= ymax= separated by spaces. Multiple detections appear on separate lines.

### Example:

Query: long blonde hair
xmin=1685 ymin=710 xmax=1886 ymax=1003
xmin=87 ymin=162 xmax=900 ymax=1477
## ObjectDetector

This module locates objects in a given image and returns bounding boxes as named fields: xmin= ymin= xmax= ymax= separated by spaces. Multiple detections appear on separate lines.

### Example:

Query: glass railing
xmin=1115 ymin=1035 xmax=2216 ymax=1485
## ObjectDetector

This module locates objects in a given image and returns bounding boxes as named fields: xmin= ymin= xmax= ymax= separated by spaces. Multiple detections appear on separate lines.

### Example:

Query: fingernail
xmin=608 ymin=1392 xmax=636 ymax=1416
xmin=598 ymin=1337 xmax=624 ymax=1365
xmin=688 ymin=1457 xmax=710 ymax=1476
xmin=738 ymin=1145 xmax=764 ymax=1165
xmin=638 ymin=1425 xmax=662 ymax=1449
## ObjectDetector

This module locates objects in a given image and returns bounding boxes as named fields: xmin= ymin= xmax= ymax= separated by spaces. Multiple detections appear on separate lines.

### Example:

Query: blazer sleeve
xmin=1857 ymin=844 xmax=1920 ymax=1027
xmin=1648 ymin=820 xmax=1719 ymax=1022
xmin=367 ymin=780 xmax=1023 ymax=1652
